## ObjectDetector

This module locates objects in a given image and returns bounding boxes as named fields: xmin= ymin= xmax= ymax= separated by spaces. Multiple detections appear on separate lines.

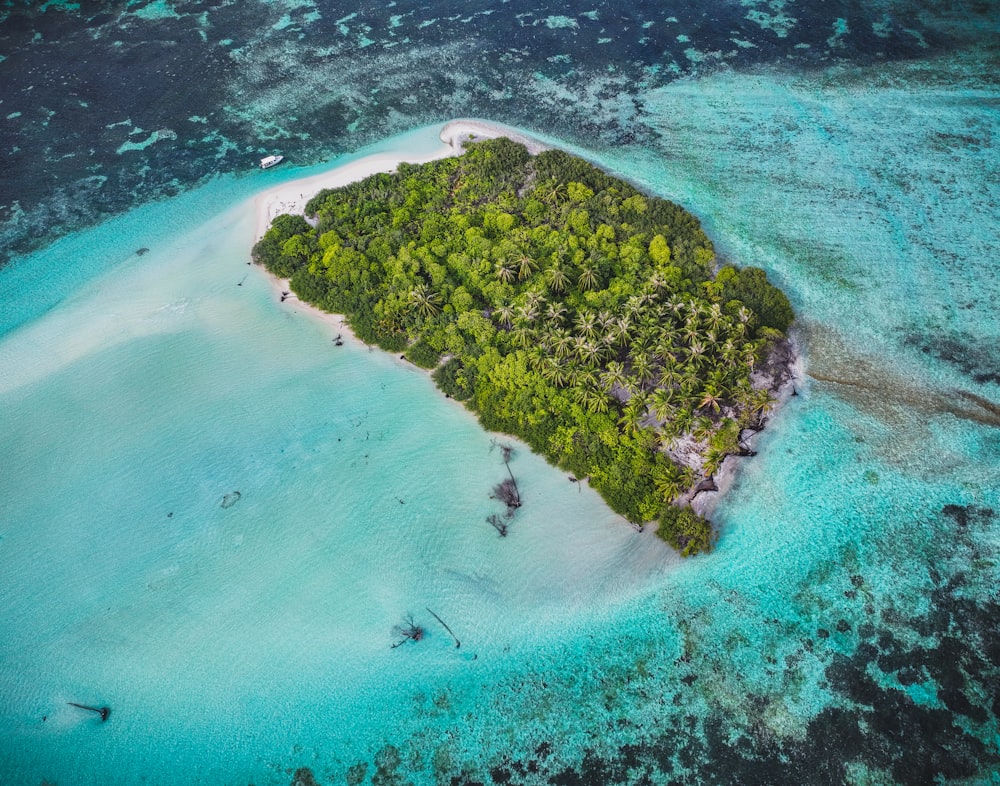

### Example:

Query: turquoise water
xmin=0 ymin=125 xmax=674 ymax=784
xmin=2 ymin=57 xmax=1000 ymax=786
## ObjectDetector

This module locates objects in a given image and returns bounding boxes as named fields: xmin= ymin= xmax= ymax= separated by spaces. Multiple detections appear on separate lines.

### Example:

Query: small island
xmin=253 ymin=137 xmax=794 ymax=555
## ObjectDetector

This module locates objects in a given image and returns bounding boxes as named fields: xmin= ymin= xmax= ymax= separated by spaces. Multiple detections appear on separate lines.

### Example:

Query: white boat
xmin=260 ymin=154 xmax=284 ymax=169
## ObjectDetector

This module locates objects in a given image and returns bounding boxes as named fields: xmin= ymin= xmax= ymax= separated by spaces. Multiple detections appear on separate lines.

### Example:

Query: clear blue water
xmin=2 ymin=2 xmax=999 ymax=784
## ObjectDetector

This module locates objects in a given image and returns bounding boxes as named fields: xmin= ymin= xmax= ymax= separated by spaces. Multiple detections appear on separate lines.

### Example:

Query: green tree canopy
xmin=252 ymin=138 xmax=795 ymax=555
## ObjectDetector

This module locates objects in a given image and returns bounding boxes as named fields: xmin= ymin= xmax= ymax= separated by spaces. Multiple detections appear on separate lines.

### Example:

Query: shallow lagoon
xmin=2 ymin=52 xmax=999 ymax=786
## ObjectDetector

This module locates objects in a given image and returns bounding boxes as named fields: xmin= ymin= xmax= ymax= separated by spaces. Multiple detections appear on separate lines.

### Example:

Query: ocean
xmin=1 ymin=2 xmax=998 ymax=784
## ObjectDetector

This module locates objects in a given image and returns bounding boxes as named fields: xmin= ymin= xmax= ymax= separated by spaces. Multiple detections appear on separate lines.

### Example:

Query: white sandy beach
xmin=253 ymin=119 xmax=548 ymax=241
xmin=254 ymin=119 xmax=548 ymax=345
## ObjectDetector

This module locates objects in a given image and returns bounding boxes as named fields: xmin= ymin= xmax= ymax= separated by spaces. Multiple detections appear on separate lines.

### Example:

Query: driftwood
xmin=68 ymin=702 xmax=110 ymax=722
xmin=490 ymin=477 xmax=521 ymax=512
xmin=390 ymin=614 xmax=424 ymax=648
xmin=489 ymin=440 xmax=522 ymax=514
xmin=426 ymin=607 xmax=461 ymax=648
xmin=486 ymin=513 xmax=509 ymax=537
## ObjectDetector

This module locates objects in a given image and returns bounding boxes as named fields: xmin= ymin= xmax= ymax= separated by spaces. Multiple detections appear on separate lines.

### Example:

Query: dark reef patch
xmin=0 ymin=0 xmax=981 ymax=266
xmin=902 ymin=329 xmax=1000 ymax=386
xmin=290 ymin=503 xmax=999 ymax=785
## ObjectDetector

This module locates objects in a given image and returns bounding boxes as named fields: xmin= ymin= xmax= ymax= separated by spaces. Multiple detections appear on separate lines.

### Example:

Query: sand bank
xmin=440 ymin=118 xmax=550 ymax=156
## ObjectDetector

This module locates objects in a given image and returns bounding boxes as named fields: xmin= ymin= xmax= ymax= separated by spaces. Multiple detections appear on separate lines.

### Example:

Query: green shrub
xmin=658 ymin=505 xmax=714 ymax=556
xmin=405 ymin=337 xmax=442 ymax=369
xmin=433 ymin=358 xmax=475 ymax=400
xmin=716 ymin=265 xmax=794 ymax=335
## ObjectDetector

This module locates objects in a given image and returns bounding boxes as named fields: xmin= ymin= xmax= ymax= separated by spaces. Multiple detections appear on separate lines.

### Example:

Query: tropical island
xmin=253 ymin=136 xmax=794 ymax=556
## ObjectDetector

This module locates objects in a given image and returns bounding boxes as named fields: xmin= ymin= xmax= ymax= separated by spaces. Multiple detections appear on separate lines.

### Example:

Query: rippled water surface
xmin=1 ymin=2 xmax=998 ymax=784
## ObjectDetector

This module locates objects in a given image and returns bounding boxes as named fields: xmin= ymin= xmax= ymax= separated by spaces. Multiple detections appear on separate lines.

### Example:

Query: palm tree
xmin=577 ymin=264 xmax=599 ymax=292
xmin=671 ymin=407 xmax=695 ymax=438
xmin=596 ymin=310 xmax=615 ymax=330
xmin=686 ymin=340 xmax=708 ymax=369
xmin=681 ymin=322 xmax=701 ymax=346
xmin=410 ymin=284 xmax=441 ymax=318
xmin=495 ymin=262 xmax=516 ymax=284
xmin=493 ymin=303 xmax=516 ymax=328
xmin=525 ymin=346 xmax=547 ymax=372
xmin=697 ymin=382 xmax=725 ymax=414
xmin=546 ymin=263 xmax=571 ymax=294
xmin=545 ymin=302 xmax=568 ymax=326
xmin=630 ymin=352 xmax=655 ymax=387
xmin=692 ymin=416 xmax=715 ymax=442
xmin=600 ymin=361 xmax=629 ymax=393
xmin=677 ymin=373 xmax=702 ymax=409
xmin=619 ymin=392 xmax=649 ymax=435
xmin=511 ymin=326 xmax=535 ymax=348
xmin=575 ymin=310 xmax=599 ymax=339
xmin=550 ymin=328 xmax=575 ymax=359
xmin=524 ymin=289 xmax=546 ymax=312
xmin=538 ymin=181 xmax=568 ymax=207
xmin=582 ymin=384 xmax=609 ymax=414
xmin=647 ymin=272 xmax=669 ymax=297
xmin=655 ymin=343 xmax=679 ymax=370
xmin=517 ymin=254 xmax=537 ymax=281
xmin=684 ymin=298 xmax=705 ymax=321
xmin=720 ymin=338 xmax=741 ymax=368
xmin=624 ymin=295 xmax=645 ymax=321
xmin=737 ymin=387 xmax=773 ymax=427
xmin=541 ymin=357 xmax=571 ymax=387
xmin=665 ymin=296 xmax=686 ymax=323
xmin=734 ymin=305 xmax=754 ymax=336
xmin=575 ymin=337 xmax=601 ymax=365
xmin=652 ymin=462 xmax=685 ymax=502
xmin=613 ymin=315 xmax=633 ymax=346
xmin=650 ymin=387 xmax=677 ymax=422
xmin=705 ymin=302 xmax=726 ymax=332
xmin=516 ymin=302 xmax=539 ymax=325
xmin=563 ymin=362 xmax=587 ymax=388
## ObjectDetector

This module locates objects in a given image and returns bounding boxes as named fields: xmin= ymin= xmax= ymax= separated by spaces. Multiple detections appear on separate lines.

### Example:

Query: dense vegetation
xmin=253 ymin=138 xmax=793 ymax=555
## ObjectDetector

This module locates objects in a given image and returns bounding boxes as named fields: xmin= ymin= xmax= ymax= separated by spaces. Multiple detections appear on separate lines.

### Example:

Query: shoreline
xmin=253 ymin=119 xmax=549 ymax=242
xmin=253 ymin=119 xmax=548 ymax=345
xmin=690 ymin=331 xmax=804 ymax=519
xmin=250 ymin=118 xmax=801 ymax=541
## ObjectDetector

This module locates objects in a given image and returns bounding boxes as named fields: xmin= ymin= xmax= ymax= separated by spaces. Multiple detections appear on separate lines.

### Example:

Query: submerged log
xmin=487 ymin=513 xmax=509 ymax=537
xmin=426 ymin=607 xmax=461 ymax=648
xmin=68 ymin=702 xmax=110 ymax=722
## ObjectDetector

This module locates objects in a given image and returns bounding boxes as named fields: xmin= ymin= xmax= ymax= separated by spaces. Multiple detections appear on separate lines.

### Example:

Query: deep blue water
xmin=2 ymin=2 xmax=1000 ymax=785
